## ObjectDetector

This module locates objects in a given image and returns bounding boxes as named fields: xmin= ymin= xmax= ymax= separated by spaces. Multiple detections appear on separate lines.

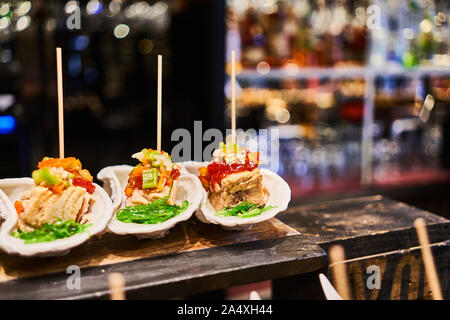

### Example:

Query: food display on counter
xmin=13 ymin=157 xmax=95 ymax=239
xmin=199 ymin=143 xmax=270 ymax=213
xmin=98 ymin=148 xmax=202 ymax=239
xmin=183 ymin=142 xmax=290 ymax=230
xmin=123 ymin=149 xmax=180 ymax=206
xmin=0 ymin=157 xmax=113 ymax=257
xmin=118 ymin=148 xmax=186 ymax=223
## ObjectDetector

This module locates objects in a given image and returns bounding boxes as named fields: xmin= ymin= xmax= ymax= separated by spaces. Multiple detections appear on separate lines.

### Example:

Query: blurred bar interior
xmin=1 ymin=0 xmax=450 ymax=218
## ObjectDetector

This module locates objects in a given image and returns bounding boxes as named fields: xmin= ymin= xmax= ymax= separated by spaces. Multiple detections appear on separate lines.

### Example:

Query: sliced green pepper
xmin=41 ymin=167 xmax=60 ymax=186
xmin=152 ymin=153 xmax=170 ymax=167
xmin=142 ymin=149 xmax=151 ymax=160
xmin=32 ymin=169 xmax=43 ymax=184
xmin=142 ymin=149 xmax=164 ymax=166
xmin=142 ymin=168 xmax=158 ymax=189
xmin=226 ymin=142 xmax=239 ymax=154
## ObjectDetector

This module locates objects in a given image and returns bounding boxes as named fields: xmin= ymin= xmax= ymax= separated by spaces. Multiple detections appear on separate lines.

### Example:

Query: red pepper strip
xmin=72 ymin=178 xmax=96 ymax=194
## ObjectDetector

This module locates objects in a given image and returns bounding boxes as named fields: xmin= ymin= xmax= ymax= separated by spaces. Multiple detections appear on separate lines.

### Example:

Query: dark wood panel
xmin=0 ymin=233 xmax=325 ymax=299
xmin=327 ymin=240 xmax=450 ymax=300
xmin=0 ymin=218 xmax=298 ymax=283
xmin=278 ymin=195 xmax=450 ymax=258
xmin=275 ymin=195 xmax=450 ymax=300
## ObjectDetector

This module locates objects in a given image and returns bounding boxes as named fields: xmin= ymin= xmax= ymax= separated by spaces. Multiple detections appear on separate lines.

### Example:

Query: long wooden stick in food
xmin=108 ymin=272 xmax=126 ymax=300
xmin=157 ymin=55 xmax=162 ymax=152
xmin=414 ymin=218 xmax=443 ymax=300
xmin=329 ymin=245 xmax=351 ymax=300
xmin=230 ymin=50 xmax=236 ymax=144
xmin=56 ymin=47 xmax=64 ymax=158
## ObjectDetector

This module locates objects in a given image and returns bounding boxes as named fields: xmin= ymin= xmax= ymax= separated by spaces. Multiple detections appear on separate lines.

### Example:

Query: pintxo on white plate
xmin=0 ymin=157 xmax=114 ymax=257
xmin=182 ymin=142 xmax=291 ymax=230
xmin=98 ymin=148 xmax=202 ymax=239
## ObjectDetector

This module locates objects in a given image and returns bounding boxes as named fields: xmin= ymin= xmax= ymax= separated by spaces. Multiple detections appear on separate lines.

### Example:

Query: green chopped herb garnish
xmin=215 ymin=202 xmax=276 ymax=218
xmin=12 ymin=219 xmax=92 ymax=244
xmin=116 ymin=196 xmax=189 ymax=224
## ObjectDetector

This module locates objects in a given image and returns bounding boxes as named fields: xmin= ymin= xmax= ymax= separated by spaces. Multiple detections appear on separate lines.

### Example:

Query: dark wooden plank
xmin=0 ymin=217 xmax=298 ymax=283
xmin=278 ymin=195 xmax=450 ymax=258
xmin=327 ymin=240 xmax=450 ymax=300
xmin=274 ymin=195 xmax=450 ymax=300
xmin=0 ymin=233 xmax=325 ymax=299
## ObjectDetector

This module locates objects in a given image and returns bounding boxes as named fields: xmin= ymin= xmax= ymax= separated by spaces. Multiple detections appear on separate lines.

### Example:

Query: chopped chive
xmin=12 ymin=219 xmax=92 ymax=244
xmin=215 ymin=202 xmax=276 ymax=218
xmin=116 ymin=196 xmax=189 ymax=224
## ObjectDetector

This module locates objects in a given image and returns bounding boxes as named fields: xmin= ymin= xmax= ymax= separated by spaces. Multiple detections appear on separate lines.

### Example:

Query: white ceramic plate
xmin=97 ymin=165 xmax=202 ymax=238
xmin=0 ymin=178 xmax=114 ymax=257
xmin=180 ymin=161 xmax=291 ymax=230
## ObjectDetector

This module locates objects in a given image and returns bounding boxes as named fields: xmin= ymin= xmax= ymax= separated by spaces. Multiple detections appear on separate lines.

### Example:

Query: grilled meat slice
xmin=208 ymin=169 xmax=268 ymax=211
xmin=18 ymin=186 xmax=94 ymax=230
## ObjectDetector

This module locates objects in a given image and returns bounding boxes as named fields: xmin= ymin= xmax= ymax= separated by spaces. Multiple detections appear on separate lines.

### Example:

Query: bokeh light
xmin=114 ymin=24 xmax=130 ymax=39
xmin=256 ymin=61 xmax=270 ymax=75
xmin=138 ymin=39 xmax=154 ymax=55
xmin=16 ymin=15 xmax=30 ymax=32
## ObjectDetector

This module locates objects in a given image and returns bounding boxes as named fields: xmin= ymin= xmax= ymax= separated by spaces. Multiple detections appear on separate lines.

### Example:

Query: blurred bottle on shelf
xmin=329 ymin=0 xmax=348 ymax=66
xmin=416 ymin=0 xmax=436 ymax=65
xmin=239 ymin=6 xmax=266 ymax=68
xmin=265 ymin=1 xmax=290 ymax=66
xmin=310 ymin=0 xmax=333 ymax=66
xmin=346 ymin=2 xmax=368 ymax=66
xmin=229 ymin=0 xmax=450 ymax=70
xmin=432 ymin=10 xmax=449 ymax=66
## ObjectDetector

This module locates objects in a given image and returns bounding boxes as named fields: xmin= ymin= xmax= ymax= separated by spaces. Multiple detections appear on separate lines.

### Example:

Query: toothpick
xmin=56 ymin=47 xmax=64 ymax=158
xmin=414 ymin=218 xmax=443 ymax=300
xmin=329 ymin=245 xmax=351 ymax=300
xmin=108 ymin=272 xmax=125 ymax=300
xmin=157 ymin=55 xmax=162 ymax=152
xmin=230 ymin=50 xmax=236 ymax=144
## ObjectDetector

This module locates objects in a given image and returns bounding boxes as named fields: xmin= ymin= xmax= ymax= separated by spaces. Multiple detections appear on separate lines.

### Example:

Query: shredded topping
xmin=126 ymin=148 xmax=180 ymax=196
xmin=31 ymin=157 xmax=95 ymax=195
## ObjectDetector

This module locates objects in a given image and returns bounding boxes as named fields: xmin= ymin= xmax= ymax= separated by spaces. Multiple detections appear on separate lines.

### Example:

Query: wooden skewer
xmin=56 ymin=47 xmax=64 ymax=158
xmin=249 ymin=291 xmax=261 ymax=300
xmin=157 ymin=55 xmax=162 ymax=152
xmin=108 ymin=272 xmax=125 ymax=300
xmin=230 ymin=50 xmax=236 ymax=145
xmin=414 ymin=218 xmax=443 ymax=300
xmin=329 ymin=245 xmax=351 ymax=300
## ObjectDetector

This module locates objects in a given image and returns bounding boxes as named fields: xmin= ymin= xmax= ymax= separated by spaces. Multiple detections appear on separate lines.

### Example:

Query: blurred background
xmin=0 ymin=0 xmax=449 ymax=219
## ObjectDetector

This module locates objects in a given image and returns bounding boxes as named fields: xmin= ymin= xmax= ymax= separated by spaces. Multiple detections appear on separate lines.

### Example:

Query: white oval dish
xmin=179 ymin=161 xmax=209 ymax=224
xmin=180 ymin=161 xmax=291 ymax=230
xmin=0 ymin=178 xmax=114 ymax=257
xmin=97 ymin=165 xmax=202 ymax=239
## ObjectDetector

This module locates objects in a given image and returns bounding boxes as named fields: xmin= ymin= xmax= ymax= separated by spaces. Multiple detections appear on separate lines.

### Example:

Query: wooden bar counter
xmin=0 ymin=218 xmax=325 ymax=299
xmin=274 ymin=195 xmax=450 ymax=300
xmin=0 ymin=195 xmax=448 ymax=300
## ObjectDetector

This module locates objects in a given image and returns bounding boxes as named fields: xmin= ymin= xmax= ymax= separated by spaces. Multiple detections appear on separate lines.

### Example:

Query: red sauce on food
xmin=170 ymin=168 xmax=180 ymax=180
xmin=200 ymin=151 xmax=259 ymax=191
xmin=207 ymin=162 xmax=257 ymax=187
xmin=72 ymin=178 xmax=96 ymax=194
